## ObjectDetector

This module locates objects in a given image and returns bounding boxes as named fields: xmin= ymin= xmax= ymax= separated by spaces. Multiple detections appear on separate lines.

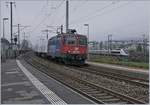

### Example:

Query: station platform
xmin=1 ymin=59 xmax=94 ymax=104
xmin=87 ymin=61 xmax=149 ymax=80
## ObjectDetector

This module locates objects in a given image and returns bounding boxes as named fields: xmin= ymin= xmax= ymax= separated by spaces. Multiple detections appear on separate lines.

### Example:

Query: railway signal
xmin=14 ymin=37 xmax=17 ymax=44
xmin=13 ymin=24 xmax=30 ymax=50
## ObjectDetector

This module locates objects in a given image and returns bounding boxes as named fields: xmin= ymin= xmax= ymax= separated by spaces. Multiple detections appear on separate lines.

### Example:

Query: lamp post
xmin=84 ymin=24 xmax=89 ymax=60
xmin=3 ymin=18 xmax=8 ymax=38
xmin=108 ymin=34 xmax=112 ymax=55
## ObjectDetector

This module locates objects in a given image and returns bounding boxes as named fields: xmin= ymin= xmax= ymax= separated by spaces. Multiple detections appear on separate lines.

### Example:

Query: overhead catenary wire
xmin=13 ymin=25 xmax=30 ymax=35
xmin=61 ymin=1 xmax=117 ymax=29
xmin=30 ymin=1 xmax=114 ymax=35
xmin=68 ymin=2 xmax=130 ymax=33
xmin=47 ymin=0 xmax=65 ymax=26
xmin=69 ymin=1 xmax=119 ymax=25
xmin=14 ymin=4 xmax=21 ymax=25
xmin=28 ymin=2 xmax=49 ymax=33
xmin=72 ymin=0 xmax=88 ymax=13
xmin=44 ymin=1 xmax=118 ymax=32
xmin=42 ymin=0 xmax=65 ymax=26
xmin=69 ymin=2 xmax=130 ymax=27
xmin=56 ymin=0 xmax=88 ymax=26
xmin=30 ymin=2 xmax=48 ymax=26
xmin=29 ymin=15 xmax=49 ymax=34
xmin=30 ymin=1 xmax=129 ymax=37
xmin=29 ymin=0 xmax=65 ymax=34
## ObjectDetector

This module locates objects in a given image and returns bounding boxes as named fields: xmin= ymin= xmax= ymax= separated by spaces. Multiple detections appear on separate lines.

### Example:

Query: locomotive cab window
xmin=66 ymin=37 xmax=76 ymax=45
xmin=79 ymin=37 xmax=87 ymax=45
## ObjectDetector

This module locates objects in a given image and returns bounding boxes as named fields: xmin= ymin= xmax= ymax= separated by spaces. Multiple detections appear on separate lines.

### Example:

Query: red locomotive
xmin=47 ymin=32 xmax=87 ymax=65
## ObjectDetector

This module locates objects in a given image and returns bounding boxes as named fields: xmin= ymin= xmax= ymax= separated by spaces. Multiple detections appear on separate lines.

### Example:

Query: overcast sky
xmin=1 ymin=0 xmax=149 ymax=45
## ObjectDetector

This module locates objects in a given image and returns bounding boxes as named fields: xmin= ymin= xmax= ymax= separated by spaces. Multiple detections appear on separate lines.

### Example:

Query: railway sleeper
xmin=25 ymin=56 xmax=146 ymax=104
xmin=78 ymin=86 xmax=91 ymax=89
xmin=81 ymin=88 xmax=97 ymax=91
xmin=102 ymin=98 xmax=121 ymax=103
xmin=115 ymin=101 xmax=129 ymax=104
xmin=96 ymin=95 xmax=114 ymax=99
xmin=79 ymin=88 xmax=97 ymax=92
xmin=85 ymin=91 xmax=100 ymax=94
xmin=92 ymin=93 xmax=108 ymax=97
xmin=78 ymin=85 xmax=95 ymax=88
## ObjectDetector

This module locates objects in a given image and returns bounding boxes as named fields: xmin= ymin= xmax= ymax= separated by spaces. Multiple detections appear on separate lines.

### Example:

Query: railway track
xmin=22 ymin=55 xmax=146 ymax=104
xmin=28 ymin=53 xmax=149 ymax=88
xmin=66 ymin=65 xmax=149 ymax=88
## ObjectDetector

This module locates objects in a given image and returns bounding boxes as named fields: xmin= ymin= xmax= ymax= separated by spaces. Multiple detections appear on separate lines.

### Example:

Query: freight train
xmin=35 ymin=31 xmax=88 ymax=65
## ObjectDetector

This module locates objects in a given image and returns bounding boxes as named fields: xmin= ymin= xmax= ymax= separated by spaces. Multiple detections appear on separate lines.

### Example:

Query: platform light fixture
xmin=3 ymin=18 xmax=9 ymax=38
xmin=84 ymin=24 xmax=90 ymax=60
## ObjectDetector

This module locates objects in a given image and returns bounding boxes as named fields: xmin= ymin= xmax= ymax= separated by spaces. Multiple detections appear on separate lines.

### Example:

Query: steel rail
xmin=22 ymin=55 xmax=146 ymax=104
xmin=66 ymin=65 xmax=149 ymax=88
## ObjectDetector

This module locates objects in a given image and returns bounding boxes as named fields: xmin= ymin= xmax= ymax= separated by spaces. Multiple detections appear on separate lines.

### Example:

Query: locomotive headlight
xmin=75 ymin=47 xmax=79 ymax=50
xmin=68 ymin=50 xmax=71 ymax=53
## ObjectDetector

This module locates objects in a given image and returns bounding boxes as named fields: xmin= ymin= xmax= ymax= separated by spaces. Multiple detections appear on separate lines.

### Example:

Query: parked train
xmin=35 ymin=31 xmax=88 ymax=65
xmin=89 ymin=49 xmax=128 ymax=56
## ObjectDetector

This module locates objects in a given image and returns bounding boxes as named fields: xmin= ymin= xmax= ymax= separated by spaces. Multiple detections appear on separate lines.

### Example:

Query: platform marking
xmin=5 ymin=71 xmax=20 ymax=74
xmin=34 ymin=65 xmax=96 ymax=104
xmin=16 ymin=60 xmax=67 ymax=105
xmin=2 ymin=81 xmax=30 ymax=87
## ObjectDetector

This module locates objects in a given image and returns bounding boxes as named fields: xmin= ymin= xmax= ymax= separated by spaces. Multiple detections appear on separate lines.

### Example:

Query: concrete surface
xmin=1 ymin=59 xmax=50 ymax=104
xmin=20 ymin=59 xmax=94 ymax=104
xmin=1 ymin=59 xmax=94 ymax=104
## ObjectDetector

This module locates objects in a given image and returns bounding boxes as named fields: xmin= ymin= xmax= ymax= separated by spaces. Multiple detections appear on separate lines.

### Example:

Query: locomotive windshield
xmin=63 ymin=35 xmax=87 ymax=46
xmin=79 ymin=37 xmax=87 ymax=45
xmin=66 ymin=37 xmax=76 ymax=45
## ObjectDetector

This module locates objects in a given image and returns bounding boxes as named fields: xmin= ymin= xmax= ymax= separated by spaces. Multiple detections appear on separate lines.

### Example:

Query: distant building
xmin=89 ymin=39 xmax=149 ymax=53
